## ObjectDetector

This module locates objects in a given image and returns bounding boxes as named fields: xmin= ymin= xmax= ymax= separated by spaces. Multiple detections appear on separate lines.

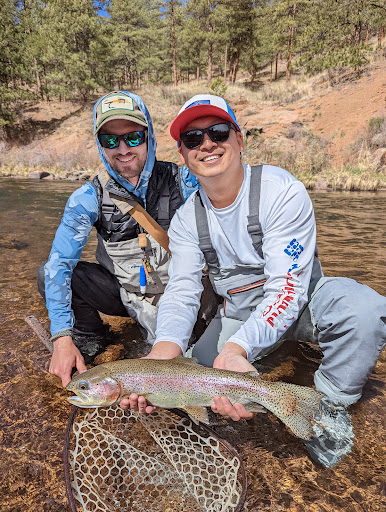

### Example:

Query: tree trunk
xmin=229 ymin=42 xmax=235 ymax=82
xmin=223 ymin=43 xmax=228 ymax=81
xmin=378 ymin=26 xmax=385 ymax=47
xmin=286 ymin=3 xmax=297 ymax=82
xmin=33 ymin=57 xmax=43 ymax=100
xmin=42 ymin=64 xmax=49 ymax=102
xmin=170 ymin=1 xmax=178 ymax=86
xmin=353 ymin=20 xmax=362 ymax=46
xmin=250 ymin=43 xmax=255 ymax=85
xmin=365 ymin=24 xmax=370 ymax=44
xmin=275 ymin=54 xmax=279 ymax=80
xmin=232 ymin=47 xmax=240 ymax=83
xmin=207 ymin=21 xmax=213 ymax=86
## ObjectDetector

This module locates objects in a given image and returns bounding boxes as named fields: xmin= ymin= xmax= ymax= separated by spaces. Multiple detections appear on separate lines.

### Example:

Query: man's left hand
xmin=212 ymin=342 xmax=257 ymax=421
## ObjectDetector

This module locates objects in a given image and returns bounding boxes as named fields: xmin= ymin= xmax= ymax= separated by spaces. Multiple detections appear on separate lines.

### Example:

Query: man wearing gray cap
xmin=38 ymin=91 xmax=186 ymax=387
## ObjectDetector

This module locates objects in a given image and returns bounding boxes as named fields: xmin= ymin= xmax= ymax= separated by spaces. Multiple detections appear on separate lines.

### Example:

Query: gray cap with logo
xmin=95 ymin=91 xmax=148 ymax=133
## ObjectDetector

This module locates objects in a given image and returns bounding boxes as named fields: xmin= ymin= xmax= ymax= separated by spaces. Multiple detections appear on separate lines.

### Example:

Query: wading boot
xmin=72 ymin=325 xmax=111 ymax=364
xmin=303 ymin=397 xmax=355 ymax=468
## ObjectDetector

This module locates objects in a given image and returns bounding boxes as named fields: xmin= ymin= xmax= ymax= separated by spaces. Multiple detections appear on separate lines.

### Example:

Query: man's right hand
xmin=119 ymin=341 xmax=182 ymax=412
xmin=49 ymin=336 xmax=88 ymax=387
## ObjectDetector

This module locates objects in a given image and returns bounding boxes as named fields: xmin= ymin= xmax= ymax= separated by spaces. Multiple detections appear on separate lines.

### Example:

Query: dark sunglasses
xmin=99 ymin=130 xmax=147 ymax=149
xmin=180 ymin=122 xmax=235 ymax=149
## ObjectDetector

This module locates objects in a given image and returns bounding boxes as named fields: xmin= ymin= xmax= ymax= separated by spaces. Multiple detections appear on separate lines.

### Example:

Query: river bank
xmin=1 ymin=163 xmax=385 ymax=192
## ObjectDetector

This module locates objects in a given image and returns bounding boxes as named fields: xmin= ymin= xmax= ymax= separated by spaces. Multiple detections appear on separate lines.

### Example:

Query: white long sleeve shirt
xmin=154 ymin=164 xmax=319 ymax=359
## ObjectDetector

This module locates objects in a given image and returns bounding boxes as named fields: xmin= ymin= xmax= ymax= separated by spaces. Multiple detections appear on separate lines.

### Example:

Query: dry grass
xmin=324 ymin=168 xmax=384 ymax=191
xmin=329 ymin=116 xmax=386 ymax=190
xmin=3 ymin=137 xmax=100 ymax=174
xmin=242 ymin=124 xmax=331 ymax=187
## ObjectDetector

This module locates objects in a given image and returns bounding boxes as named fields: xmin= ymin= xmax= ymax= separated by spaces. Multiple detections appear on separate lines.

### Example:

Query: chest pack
xmin=92 ymin=160 xmax=183 ymax=243
xmin=91 ymin=161 xmax=184 ymax=296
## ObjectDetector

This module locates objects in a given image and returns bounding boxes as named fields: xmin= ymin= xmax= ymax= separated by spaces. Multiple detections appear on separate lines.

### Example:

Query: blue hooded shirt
xmin=44 ymin=92 xmax=160 ymax=336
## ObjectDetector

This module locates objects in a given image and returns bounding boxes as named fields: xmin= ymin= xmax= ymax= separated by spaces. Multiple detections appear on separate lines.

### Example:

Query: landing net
xmin=64 ymin=405 xmax=247 ymax=512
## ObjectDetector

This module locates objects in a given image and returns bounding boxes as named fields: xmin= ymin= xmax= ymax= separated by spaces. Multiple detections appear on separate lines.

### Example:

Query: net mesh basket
xmin=64 ymin=405 xmax=247 ymax=512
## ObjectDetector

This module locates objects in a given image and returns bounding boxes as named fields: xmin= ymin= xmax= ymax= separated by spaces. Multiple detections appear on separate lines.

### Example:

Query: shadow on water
xmin=0 ymin=179 xmax=385 ymax=512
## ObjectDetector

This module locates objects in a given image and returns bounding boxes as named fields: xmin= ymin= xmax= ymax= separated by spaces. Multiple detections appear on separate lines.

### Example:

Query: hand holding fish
xmin=66 ymin=357 xmax=355 ymax=468
xmin=212 ymin=342 xmax=257 ymax=421
xmin=121 ymin=393 xmax=156 ymax=414
xmin=50 ymin=336 xmax=87 ymax=387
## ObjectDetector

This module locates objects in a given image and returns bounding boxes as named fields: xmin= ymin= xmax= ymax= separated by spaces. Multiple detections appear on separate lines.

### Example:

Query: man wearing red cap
xmin=121 ymin=94 xmax=386 ymax=468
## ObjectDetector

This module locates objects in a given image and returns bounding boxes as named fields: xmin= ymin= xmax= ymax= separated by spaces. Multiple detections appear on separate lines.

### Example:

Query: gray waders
xmin=191 ymin=166 xmax=386 ymax=406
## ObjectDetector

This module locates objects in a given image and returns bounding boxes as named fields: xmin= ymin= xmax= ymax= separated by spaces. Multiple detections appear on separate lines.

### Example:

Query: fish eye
xmin=78 ymin=381 xmax=89 ymax=391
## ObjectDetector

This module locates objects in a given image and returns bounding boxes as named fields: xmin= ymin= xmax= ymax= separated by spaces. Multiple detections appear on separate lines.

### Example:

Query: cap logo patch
xmin=101 ymin=95 xmax=134 ymax=114
xmin=186 ymin=99 xmax=211 ymax=109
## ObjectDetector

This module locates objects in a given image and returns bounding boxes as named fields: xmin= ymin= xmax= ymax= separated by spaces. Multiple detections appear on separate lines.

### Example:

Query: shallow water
xmin=0 ymin=178 xmax=385 ymax=512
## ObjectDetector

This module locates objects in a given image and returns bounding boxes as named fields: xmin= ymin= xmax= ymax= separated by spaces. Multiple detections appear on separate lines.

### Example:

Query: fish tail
xmin=258 ymin=382 xmax=324 ymax=440
xmin=252 ymin=381 xmax=355 ymax=466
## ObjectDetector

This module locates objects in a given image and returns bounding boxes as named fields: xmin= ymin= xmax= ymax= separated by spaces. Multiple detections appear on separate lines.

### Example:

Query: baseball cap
xmin=95 ymin=92 xmax=148 ymax=133
xmin=170 ymin=94 xmax=241 ymax=141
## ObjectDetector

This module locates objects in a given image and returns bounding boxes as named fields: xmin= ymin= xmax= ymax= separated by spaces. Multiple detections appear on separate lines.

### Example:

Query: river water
xmin=0 ymin=178 xmax=385 ymax=512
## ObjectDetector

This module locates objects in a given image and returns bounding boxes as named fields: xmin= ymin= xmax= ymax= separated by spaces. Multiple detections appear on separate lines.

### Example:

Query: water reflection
xmin=0 ymin=179 xmax=385 ymax=512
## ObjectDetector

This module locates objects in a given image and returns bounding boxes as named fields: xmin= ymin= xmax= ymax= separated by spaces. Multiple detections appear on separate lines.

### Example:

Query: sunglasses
xmin=180 ymin=122 xmax=235 ymax=149
xmin=99 ymin=130 xmax=147 ymax=149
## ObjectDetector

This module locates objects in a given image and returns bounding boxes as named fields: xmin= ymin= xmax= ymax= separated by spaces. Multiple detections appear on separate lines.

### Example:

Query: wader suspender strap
xmin=98 ymin=171 xmax=171 ymax=254
xmin=194 ymin=193 xmax=221 ymax=275
xmin=247 ymin=165 xmax=264 ymax=258
xmin=157 ymin=181 xmax=170 ymax=221
xmin=194 ymin=165 xmax=264 ymax=274
xmin=101 ymin=188 xmax=116 ymax=233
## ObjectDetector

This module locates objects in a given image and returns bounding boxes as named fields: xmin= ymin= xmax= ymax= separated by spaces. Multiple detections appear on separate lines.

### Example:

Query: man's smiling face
xmin=177 ymin=116 xmax=243 ymax=181
xmin=99 ymin=119 xmax=148 ymax=185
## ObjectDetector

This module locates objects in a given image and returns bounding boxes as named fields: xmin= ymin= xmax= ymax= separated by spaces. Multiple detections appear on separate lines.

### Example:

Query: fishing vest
xmin=92 ymin=161 xmax=184 ymax=296
xmin=195 ymin=165 xmax=323 ymax=322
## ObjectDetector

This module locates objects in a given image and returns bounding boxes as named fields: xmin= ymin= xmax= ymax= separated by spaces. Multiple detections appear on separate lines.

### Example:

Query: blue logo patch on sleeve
xmin=284 ymin=238 xmax=304 ymax=261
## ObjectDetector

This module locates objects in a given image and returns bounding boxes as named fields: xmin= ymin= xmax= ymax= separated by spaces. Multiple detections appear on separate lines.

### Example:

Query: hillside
xmin=1 ymin=62 xmax=385 ymax=190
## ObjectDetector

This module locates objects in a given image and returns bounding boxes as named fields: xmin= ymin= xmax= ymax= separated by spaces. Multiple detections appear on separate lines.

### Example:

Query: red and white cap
xmin=170 ymin=94 xmax=241 ymax=141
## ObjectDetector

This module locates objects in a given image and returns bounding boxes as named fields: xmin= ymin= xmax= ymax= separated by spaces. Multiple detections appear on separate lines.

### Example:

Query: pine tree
xmin=296 ymin=0 xmax=383 ymax=74
xmin=0 ymin=0 xmax=32 ymax=131
xmin=34 ymin=0 xmax=100 ymax=102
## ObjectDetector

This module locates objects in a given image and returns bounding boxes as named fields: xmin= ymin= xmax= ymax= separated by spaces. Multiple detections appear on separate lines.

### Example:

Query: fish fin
xmin=182 ymin=406 xmax=210 ymax=425
xmin=171 ymin=356 xmax=203 ymax=367
xmin=242 ymin=401 xmax=267 ymax=413
xmin=248 ymin=371 xmax=260 ymax=378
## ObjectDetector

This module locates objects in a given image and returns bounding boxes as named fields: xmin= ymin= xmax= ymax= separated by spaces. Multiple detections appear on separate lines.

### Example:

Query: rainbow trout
xmin=67 ymin=356 xmax=324 ymax=440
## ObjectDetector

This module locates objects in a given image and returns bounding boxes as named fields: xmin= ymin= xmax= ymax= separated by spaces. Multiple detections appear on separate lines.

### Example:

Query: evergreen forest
xmin=0 ymin=0 xmax=385 ymax=132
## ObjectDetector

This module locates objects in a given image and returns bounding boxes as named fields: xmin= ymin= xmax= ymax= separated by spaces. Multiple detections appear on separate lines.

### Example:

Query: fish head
xmin=66 ymin=366 xmax=122 ymax=408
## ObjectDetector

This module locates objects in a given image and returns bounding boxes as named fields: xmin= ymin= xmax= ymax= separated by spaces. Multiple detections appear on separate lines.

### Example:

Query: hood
xmin=93 ymin=91 xmax=157 ymax=204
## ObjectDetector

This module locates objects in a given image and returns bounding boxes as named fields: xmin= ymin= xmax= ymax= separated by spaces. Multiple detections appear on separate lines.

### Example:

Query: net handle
xmin=64 ymin=406 xmax=80 ymax=512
